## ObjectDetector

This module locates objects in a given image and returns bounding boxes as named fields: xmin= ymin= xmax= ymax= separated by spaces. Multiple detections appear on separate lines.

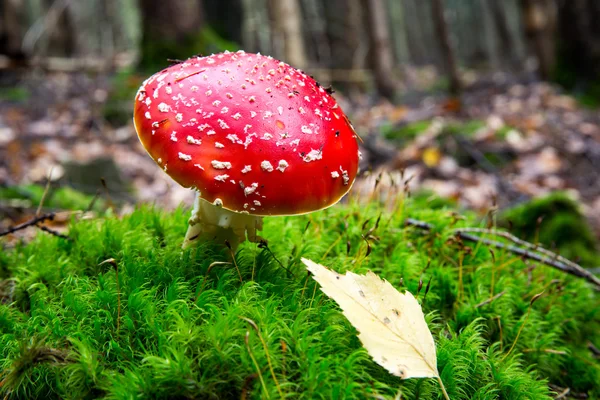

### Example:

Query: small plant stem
xmin=244 ymin=331 xmax=270 ymax=399
xmin=322 ymin=235 xmax=342 ymax=259
xmin=36 ymin=168 xmax=53 ymax=216
xmin=115 ymin=262 xmax=120 ymax=334
xmin=495 ymin=316 xmax=504 ymax=352
xmin=240 ymin=317 xmax=284 ymax=399
xmin=436 ymin=376 xmax=451 ymax=400
xmin=458 ymin=254 xmax=464 ymax=303
xmin=502 ymin=308 xmax=531 ymax=362
xmin=502 ymin=291 xmax=543 ymax=362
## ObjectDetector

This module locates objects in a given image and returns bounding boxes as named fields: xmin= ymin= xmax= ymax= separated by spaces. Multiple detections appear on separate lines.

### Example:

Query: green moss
xmin=0 ymin=184 xmax=105 ymax=212
xmin=140 ymin=26 xmax=238 ymax=73
xmin=501 ymin=192 xmax=600 ymax=267
xmin=382 ymin=121 xmax=431 ymax=142
xmin=0 ymin=87 xmax=30 ymax=103
xmin=0 ymin=196 xmax=598 ymax=399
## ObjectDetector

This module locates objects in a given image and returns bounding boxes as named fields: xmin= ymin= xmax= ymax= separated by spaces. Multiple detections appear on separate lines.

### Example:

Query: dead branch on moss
xmin=0 ymin=212 xmax=73 ymax=241
xmin=405 ymin=218 xmax=600 ymax=290
xmin=0 ymin=213 xmax=56 ymax=237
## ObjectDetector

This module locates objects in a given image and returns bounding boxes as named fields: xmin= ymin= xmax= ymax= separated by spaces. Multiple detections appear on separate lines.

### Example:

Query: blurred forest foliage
xmin=1 ymin=0 xmax=600 ymax=100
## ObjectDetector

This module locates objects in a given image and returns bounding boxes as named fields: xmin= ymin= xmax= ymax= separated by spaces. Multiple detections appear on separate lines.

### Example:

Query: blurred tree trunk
xmin=0 ymin=0 xmax=26 ymax=60
xmin=138 ymin=0 xmax=203 ymax=69
xmin=323 ymin=0 xmax=365 ymax=92
xmin=268 ymin=0 xmax=307 ymax=69
xmin=520 ymin=0 xmax=556 ymax=80
xmin=555 ymin=0 xmax=600 ymax=83
xmin=431 ymin=0 xmax=461 ymax=95
xmin=488 ymin=0 xmax=516 ymax=69
xmin=363 ymin=0 xmax=398 ymax=100
xmin=204 ymin=0 xmax=243 ymax=45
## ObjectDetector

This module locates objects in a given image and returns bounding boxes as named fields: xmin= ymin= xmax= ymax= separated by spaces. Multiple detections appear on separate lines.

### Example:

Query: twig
xmin=475 ymin=290 xmax=506 ymax=308
xmin=405 ymin=219 xmax=600 ymax=290
xmin=455 ymin=227 xmax=582 ymax=274
xmin=258 ymin=240 xmax=295 ymax=278
xmin=0 ymin=213 xmax=56 ymax=237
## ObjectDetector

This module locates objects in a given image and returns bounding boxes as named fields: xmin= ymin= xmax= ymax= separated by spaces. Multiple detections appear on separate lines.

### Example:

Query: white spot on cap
xmin=277 ymin=160 xmax=289 ymax=172
xmin=301 ymin=126 xmax=312 ymax=134
xmin=215 ymin=142 xmax=225 ymax=148
xmin=212 ymin=100 xmax=221 ymax=107
xmin=340 ymin=167 xmax=350 ymax=185
xmin=176 ymin=113 xmax=183 ymax=122
xmin=187 ymin=136 xmax=201 ymax=145
xmin=205 ymin=90 xmax=213 ymax=96
xmin=145 ymin=112 xmax=151 ymax=119
xmin=253 ymin=200 xmax=261 ymax=206
xmin=250 ymin=111 xmax=257 ymax=118
xmin=170 ymin=132 xmax=178 ymax=142
xmin=277 ymin=106 xmax=283 ymax=115
xmin=221 ymin=107 xmax=229 ymax=114
xmin=178 ymin=152 xmax=192 ymax=161
xmin=218 ymin=119 xmax=230 ymax=129
xmin=158 ymin=103 xmax=170 ymax=112
xmin=244 ymin=182 xmax=258 ymax=196
xmin=303 ymin=149 xmax=323 ymax=162
xmin=226 ymin=134 xmax=240 ymax=143
xmin=211 ymin=160 xmax=232 ymax=170
xmin=165 ymin=86 xmax=172 ymax=95
xmin=261 ymin=133 xmax=273 ymax=140
xmin=242 ymin=165 xmax=252 ymax=174
xmin=194 ymin=164 xmax=204 ymax=170
xmin=331 ymin=171 xmax=340 ymax=178
xmin=214 ymin=175 xmax=229 ymax=182
xmin=213 ymin=198 xmax=223 ymax=207
xmin=207 ymin=130 xmax=216 ymax=135
xmin=261 ymin=161 xmax=274 ymax=172
xmin=232 ymin=113 xmax=242 ymax=120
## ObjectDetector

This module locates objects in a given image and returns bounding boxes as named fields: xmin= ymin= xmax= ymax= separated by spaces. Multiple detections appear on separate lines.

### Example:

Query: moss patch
xmin=0 ymin=197 xmax=598 ymax=399
xmin=501 ymin=192 xmax=600 ymax=267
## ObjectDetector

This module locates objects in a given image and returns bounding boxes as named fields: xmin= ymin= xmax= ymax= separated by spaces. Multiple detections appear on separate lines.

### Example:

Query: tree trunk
xmin=138 ymin=0 xmax=203 ymax=70
xmin=0 ymin=0 xmax=26 ymax=60
xmin=488 ymin=0 xmax=516 ymax=69
xmin=520 ymin=0 xmax=557 ymax=80
xmin=363 ymin=0 xmax=398 ymax=100
xmin=267 ymin=0 xmax=307 ymax=69
xmin=555 ymin=0 xmax=600 ymax=84
xmin=431 ymin=0 xmax=462 ymax=95
xmin=322 ymin=0 xmax=366 ymax=93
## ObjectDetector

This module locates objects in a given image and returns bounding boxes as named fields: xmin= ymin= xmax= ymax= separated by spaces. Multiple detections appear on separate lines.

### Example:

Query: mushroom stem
xmin=183 ymin=193 xmax=264 ymax=250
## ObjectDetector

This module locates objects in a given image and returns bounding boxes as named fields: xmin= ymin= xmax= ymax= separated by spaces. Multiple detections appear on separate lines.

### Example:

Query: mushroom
xmin=133 ymin=51 xmax=360 ymax=250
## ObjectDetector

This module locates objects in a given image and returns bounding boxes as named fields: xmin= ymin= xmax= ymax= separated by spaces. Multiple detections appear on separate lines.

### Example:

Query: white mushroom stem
xmin=183 ymin=193 xmax=263 ymax=250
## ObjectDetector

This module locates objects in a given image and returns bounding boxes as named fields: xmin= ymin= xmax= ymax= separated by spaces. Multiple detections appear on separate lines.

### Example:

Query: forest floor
xmin=1 ymin=68 xmax=600 ymax=243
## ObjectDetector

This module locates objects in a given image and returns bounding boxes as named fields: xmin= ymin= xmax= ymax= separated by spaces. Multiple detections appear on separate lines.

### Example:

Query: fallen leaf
xmin=422 ymin=147 xmax=442 ymax=168
xmin=301 ymin=258 xmax=439 ymax=380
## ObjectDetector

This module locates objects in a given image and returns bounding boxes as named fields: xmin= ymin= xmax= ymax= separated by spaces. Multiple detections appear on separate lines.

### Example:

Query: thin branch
xmin=475 ymin=290 xmax=506 ymax=308
xmin=405 ymin=219 xmax=600 ymax=290
xmin=0 ymin=213 xmax=56 ymax=237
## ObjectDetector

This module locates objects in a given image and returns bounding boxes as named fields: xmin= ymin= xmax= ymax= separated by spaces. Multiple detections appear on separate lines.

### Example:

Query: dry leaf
xmin=422 ymin=147 xmax=442 ymax=168
xmin=301 ymin=258 xmax=439 ymax=379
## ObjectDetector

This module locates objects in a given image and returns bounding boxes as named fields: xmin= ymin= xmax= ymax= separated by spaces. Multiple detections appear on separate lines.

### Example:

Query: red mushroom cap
xmin=133 ymin=51 xmax=360 ymax=216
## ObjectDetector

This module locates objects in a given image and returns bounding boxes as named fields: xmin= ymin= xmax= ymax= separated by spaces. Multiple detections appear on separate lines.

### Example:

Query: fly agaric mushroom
xmin=133 ymin=51 xmax=360 ymax=249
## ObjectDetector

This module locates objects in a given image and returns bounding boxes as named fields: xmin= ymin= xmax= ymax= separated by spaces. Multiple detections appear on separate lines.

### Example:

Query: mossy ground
xmin=0 ymin=194 xmax=599 ymax=399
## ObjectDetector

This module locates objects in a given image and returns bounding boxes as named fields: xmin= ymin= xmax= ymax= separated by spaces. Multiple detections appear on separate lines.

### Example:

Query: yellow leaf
xmin=301 ymin=258 xmax=439 ymax=380
xmin=422 ymin=147 xmax=442 ymax=168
